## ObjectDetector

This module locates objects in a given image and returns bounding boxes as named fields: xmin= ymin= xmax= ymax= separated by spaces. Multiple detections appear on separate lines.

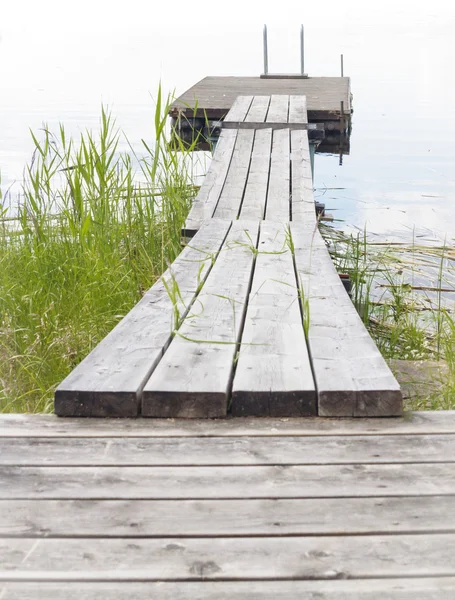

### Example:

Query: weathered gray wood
xmin=212 ymin=130 xmax=255 ymax=220
xmin=142 ymin=221 xmax=259 ymax=418
xmin=54 ymin=220 xmax=231 ymax=418
xmin=3 ymin=579 xmax=455 ymax=599
xmin=290 ymin=130 xmax=315 ymax=221
xmin=2 ymin=534 xmax=455 ymax=580
xmin=184 ymin=131 xmax=237 ymax=235
xmin=288 ymin=95 xmax=308 ymax=124
xmin=232 ymin=223 xmax=316 ymax=416
xmin=4 ymin=434 xmax=455 ymax=466
xmin=245 ymin=95 xmax=270 ymax=123
xmin=265 ymin=129 xmax=291 ymax=221
xmin=291 ymin=224 xmax=403 ymax=417
xmin=4 ymin=579 xmax=455 ymax=599
xmin=223 ymin=95 xmax=253 ymax=123
xmin=3 ymin=412 xmax=455 ymax=437
xmin=266 ymin=95 xmax=289 ymax=123
xmin=3 ymin=463 xmax=455 ymax=499
xmin=238 ymin=129 xmax=272 ymax=219
xmin=223 ymin=122 xmax=311 ymax=131
xmin=3 ymin=496 xmax=455 ymax=538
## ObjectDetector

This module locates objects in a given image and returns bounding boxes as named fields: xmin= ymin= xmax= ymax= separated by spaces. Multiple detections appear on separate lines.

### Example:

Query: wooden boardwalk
xmin=55 ymin=94 xmax=401 ymax=419
xmin=2 ymin=412 xmax=455 ymax=598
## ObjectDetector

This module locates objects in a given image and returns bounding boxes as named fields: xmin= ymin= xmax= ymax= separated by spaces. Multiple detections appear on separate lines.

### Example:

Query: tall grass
xmin=322 ymin=224 xmax=455 ymax=409
xmin=0 ymin=90 xmax=199 ymax=412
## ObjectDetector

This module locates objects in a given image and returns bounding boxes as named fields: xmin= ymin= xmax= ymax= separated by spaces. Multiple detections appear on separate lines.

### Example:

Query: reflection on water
xmin=1 ymin=3 xmax=454 ymax=240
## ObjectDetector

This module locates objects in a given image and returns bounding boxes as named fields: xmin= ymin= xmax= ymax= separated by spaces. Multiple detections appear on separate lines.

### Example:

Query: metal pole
xmin=263 ymin=25 xmax=268 ymax=75
xmin=300 ymin=25 xmax=304 ymax=75
xmin=340 ymin=53 xmax=344 ymax=77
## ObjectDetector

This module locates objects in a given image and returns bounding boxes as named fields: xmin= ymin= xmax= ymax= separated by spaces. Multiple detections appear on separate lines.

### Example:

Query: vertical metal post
xmin=341 ymin=54 xmax=344 ymax=77
xmin=300 ymin=25 xmax=305 ymax=75
xmin=263 ymin=25 xmax=268 ymax=75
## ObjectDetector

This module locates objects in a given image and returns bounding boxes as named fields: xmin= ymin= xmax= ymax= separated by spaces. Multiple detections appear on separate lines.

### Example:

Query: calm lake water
xmin=1 ymin=1 xmax=454 ymax=240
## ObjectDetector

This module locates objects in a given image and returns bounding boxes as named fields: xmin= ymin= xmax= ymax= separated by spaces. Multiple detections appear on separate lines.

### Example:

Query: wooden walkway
xmin=2 ymin=412 xmax=455 ymax=598
xmin=55 ymin=94 xmax=401 ymax=419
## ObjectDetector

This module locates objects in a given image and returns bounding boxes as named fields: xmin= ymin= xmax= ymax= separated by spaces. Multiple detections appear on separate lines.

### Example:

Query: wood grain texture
xmin=232 ymin=223 xmax=316 ymax=416
xmin=265 ymin=129 xmax=291 ymax=221
xmin=54 ymin=220 xmax=231 ymax=418
xmin=239 ymin=129 xmax=272 ymax=219
xmin=290 ymin=130 xmax=315 ymax=222
xmin=223 ymin=95 xmax=253 ymax=123
xmin=244 ymin=95 xmax=270 ymax=123
xmin=3 ymin=463 xmax=455 ymax=499
xmin=212 ymin=130 xmax=255 ymax=220
xmin=288 ymin=95 xmax=308 ymax=124
xmin=142 ymin=221 xmax=259 ymax=418
xmin=291 ymin=224 xmax=402 ymax=417
xmin=2 ymin=534 xmax=455 ymax=580
xmin=3 ymin=434 xmax=455 ymax=466
xmin=3 ymin=579 xmax=455 ymax=599
xmin=3 ymin=412 xmax=455 ymax=437
xmin=266 ymin=95 xmax=289 ymax=123
xmin=3 ymin=496 xmax=455 ymax=538
xmin=183 ymin=130 xmax=237 ymax=235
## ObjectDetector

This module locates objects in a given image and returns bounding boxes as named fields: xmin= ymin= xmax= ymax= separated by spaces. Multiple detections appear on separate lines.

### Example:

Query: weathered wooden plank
xmin=238 ymin=129 xmax=272 ymax=220
xmin=223 ymin=122 xmax=311 ymax=131
xmin=3 ymin=496 xmax=455 ymax=538
xmin=232 ymin=223 xmax=316 ymax=416
xmin=4 ymin=579 xmax=455 ymax=599
xmin=3 ymin=412 xmax=455 ymax=437
xmin=212 ymin=130 xmax=255 ymax=220
xmin=223 ymin=95 xmax=253 ymax=123
xmin=288 ymin=95 xmax=308 ymax=124
xmin=183 ymin=130 xmax=237 ymax=235
xmin=3 ymin=434 xmax=455 ymax=466
xmin=266 ymin=95 xmax=289 ymax=123
xmin=54 ymin=220 xmax=231 ymax=418
xmin=3 ymin=463 xmax=455 ymax=499
xmin=245 ymin=96 xmax=270 ymax=123
xmin=290 ymin=130 xmax=315 ymax=221
xmin=291 ymin=224 xmax=402 ymax=417
xmin=2 ymin=534 xmax=455 ymax=580
xmin=142 ymin=221 xmax=259 ymax=418
xmin=265 ymin=129 xmax=291 ymax=221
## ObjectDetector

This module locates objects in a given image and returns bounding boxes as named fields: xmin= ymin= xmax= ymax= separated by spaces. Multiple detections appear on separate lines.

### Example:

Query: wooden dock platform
xmin=1 ymin=411 xmax=455 ymax=598
xmin=170 ymin=76 xmax=352 ymax=124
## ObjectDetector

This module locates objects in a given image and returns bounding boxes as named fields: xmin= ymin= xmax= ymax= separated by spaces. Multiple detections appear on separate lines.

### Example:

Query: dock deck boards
xmin=1 ymin=412 xmax=455 ymax=598
xmin=169 ymin=76 xmax=351 ymax=121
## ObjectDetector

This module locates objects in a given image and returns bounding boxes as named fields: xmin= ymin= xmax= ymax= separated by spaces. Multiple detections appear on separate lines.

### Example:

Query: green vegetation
xmin=0 ymin=89 xmax=199 ymax=412
xmin=321 ymin=224 xmax=455 ymax=410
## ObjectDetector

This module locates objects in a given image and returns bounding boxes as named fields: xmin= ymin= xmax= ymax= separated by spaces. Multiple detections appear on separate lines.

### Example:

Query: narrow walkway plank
xmin=54 ymin=220 xmax=231 ymax=418
xmin=232 ymin=223 xmax=316 ymax=416
xmin=4 ymin=412 xmax=455 ymax=437
xmin=3 ymin=463 xmax=455 ymax=499
xmin=288 ymin=95 xmax=308 ymax=124
xmin=4 ymin=579 xmax=455 ymax=599
xmin=266 ymin=95 xmax=289 ymax=123
xmin=4 ymin=434 xmax=455 ymax=466
xmin=291 ymin=224 xmax=402 ymax=417
xmin=223 ymin=95 xmax=253 ymax=123
xmin=184 ymin=131 xmax=237 ymax=236
xmin=3 ymin=496 xmax=455 ymax=538
xmin=142 ymin=221 xmax=259 ymax=418
xmin=2 ymin=534 xmax=455 ymax=580
xmin=244 ymin=96 xmax=270 ymax=123
xmin=212 ymin=130 xmax=255 ymax=220
xmin=290 ymin=130 xmax=315 ymax=221
xmin=238 ymin=129 xmax=272 ymax=219
xmin=265 ymin=129 xmax=291 ymax=221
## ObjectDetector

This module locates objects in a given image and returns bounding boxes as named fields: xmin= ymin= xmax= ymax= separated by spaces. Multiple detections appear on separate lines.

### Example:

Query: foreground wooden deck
xmin=1 ymin=412 xmax=455 ymax=598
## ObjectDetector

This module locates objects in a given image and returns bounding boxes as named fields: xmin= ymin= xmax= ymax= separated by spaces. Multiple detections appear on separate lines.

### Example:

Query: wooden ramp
xmin=55 ymin=94 xmax=401 ymax=418
xmin=1 ymin=412 xmax=455 ymax=598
